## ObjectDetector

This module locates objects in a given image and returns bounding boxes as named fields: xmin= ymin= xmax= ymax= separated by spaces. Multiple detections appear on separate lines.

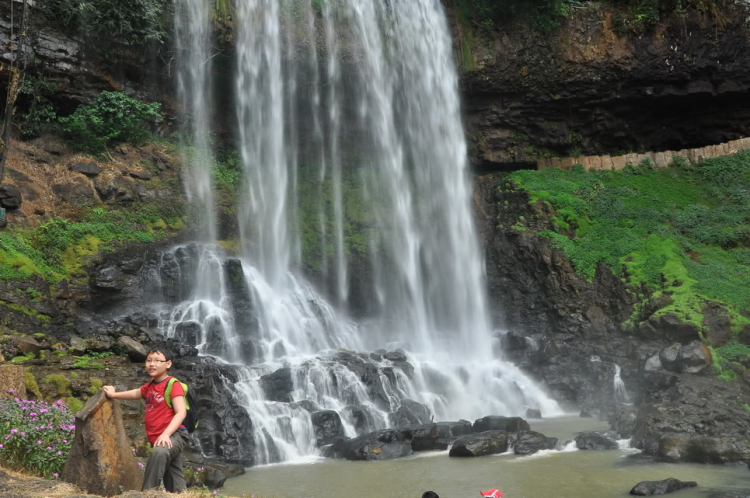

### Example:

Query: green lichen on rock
xmin=506 ymin=151 xmax=750 ymax=334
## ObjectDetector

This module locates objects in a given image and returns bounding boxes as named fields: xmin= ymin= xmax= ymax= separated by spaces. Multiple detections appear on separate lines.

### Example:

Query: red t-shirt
xmin=140 ymin=376 xmax=185 ymax=445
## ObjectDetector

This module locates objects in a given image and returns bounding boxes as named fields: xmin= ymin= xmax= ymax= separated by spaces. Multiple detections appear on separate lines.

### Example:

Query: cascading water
xmin=614 ymin=364 xmax=631 ymax=404
xmin=161 ymin=0 xmax=562 ymax=465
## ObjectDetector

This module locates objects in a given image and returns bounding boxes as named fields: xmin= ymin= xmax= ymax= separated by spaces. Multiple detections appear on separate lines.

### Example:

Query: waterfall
xmin=614 ymin=364 xmax=631 ymax=404
xmin=162 ymin=0 xmax=562 ymax=465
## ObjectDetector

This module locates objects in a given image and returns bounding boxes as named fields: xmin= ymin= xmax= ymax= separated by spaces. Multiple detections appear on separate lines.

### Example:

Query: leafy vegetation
xmin=0 ymin=202 xmax=185 ymax=282
xmin=0 ymin=397 xmax=75 ymax=478
xmin=506 ymin=152 xmax=750 ymax=332
xmin=59 ymin=91 xmax=161 ymax=156
xmin=35 ymin=0 xmax=168 ymax=47
xmin=17 ymin=76 xmax=58 ymax=139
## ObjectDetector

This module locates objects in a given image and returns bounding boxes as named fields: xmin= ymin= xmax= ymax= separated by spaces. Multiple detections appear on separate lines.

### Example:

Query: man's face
xmin=144 ymin=352 xmax=172 ymax=379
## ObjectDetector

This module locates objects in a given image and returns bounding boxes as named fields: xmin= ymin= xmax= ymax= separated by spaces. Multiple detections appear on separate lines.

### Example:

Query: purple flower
xmin=20 ymin=432 xmax=25 ymax=436
xmin=47 ymin=446 xmax=53 ymax=451
xmin=197 ymin=467 xmax=204 ymax=471
xmin=37 ymin=440 xmax=42 ymax=445
xmin=10 ymin=429 xmax=17 ymax=434
xmin=40 ymin=408 xmax=48 ymax=413
xmin=53 ymin=473 xmax=59 ymax=478
xmin=0 ymin=444 xmax=4 ymax=449
xmin=57 ymin=451 xmax=62 ymax=455
xmin=7 ymin=389 xmax=15 ymax=393
xmin=29 ymin=412 xmax=37 ymax=417
xmin=138 ymin=462 xmax=144 ymax=468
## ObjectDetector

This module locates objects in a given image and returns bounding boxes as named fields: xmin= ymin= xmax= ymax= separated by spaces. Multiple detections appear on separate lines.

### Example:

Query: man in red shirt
xmin=103 ymin=347 xmax=188 ymax=492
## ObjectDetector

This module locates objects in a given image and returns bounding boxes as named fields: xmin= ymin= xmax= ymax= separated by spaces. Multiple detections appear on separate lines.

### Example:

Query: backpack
xmin=164 ymin=376 xmax=199 ymax=433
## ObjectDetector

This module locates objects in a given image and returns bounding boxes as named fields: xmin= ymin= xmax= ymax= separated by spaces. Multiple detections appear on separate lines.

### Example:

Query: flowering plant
xmin=0 ymin=394 xmax=75 ymax=477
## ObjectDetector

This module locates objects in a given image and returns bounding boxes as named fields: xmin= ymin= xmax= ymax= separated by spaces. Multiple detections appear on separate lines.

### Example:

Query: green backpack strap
xmin=164 ymin=377 xmax=190 ymax=410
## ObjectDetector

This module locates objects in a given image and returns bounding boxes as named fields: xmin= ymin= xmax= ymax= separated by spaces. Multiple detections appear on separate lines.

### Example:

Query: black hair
xmin=146 ymin=347 xmax=173 ymax=362
xmin=422 ymin=492 xmax=439 ymax=498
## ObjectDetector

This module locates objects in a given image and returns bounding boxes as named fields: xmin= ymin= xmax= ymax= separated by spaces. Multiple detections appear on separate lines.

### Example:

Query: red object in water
xmin=480 ymin=489 xmax=502 ymax=498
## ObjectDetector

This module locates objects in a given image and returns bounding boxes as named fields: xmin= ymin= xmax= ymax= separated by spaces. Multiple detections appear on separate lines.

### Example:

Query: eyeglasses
xmin=145 ymin=359 xmax=168 ymax=364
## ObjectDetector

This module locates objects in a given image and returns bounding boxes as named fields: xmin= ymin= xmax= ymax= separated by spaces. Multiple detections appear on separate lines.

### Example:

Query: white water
xmin=614 ymin=364 xmax=631 ymax=405
xmin=166 ymin=0 xmax=562 ymax=465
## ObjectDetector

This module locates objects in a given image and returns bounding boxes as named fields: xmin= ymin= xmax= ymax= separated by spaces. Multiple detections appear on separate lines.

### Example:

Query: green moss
xmin=25 ymin=372 xmax=43 ymax=399
xmin=65 ymin=396 xmax=84 ymax=413
xmin=509 ymin=151 xmax=750 ymax=331
xmin=43 ymin=374 xmax=71 ymax=397
xmin=89 ymin=378 xmax=103 ymax=395
xmin=0 ymin=301 xmax=52 ymax=324
xmin=11 ymin=352 xmax=35 ymax=363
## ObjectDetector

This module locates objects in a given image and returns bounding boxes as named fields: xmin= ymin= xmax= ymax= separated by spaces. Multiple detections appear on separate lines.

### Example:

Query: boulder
xmin=94 ymin=176 xmax=134 ymax=203
xmin=575 ymin=432 xmax=619 ymax=450
xmin=343 ymin=429 xmax=413 ymax=461
xmin=175 ymin=322 xmax=202 ymax=347
xmin=0 ymin=184 xmax=22 ymax=209
xmin=400 ymin=423 xmax=454 ymax=451
xmin=342 ymin=405 xmax=369 ymax=434
xmin=11 ymin=335 xmax=42 ymax=356
xmin=93 ymin=266 xmax=125 ymax=292
xmin=260 ymin=367 xmax=294 ymax=402
xmin=116 ymin=336 xmax=148 ymax=362
xmin=513 ymin=431 xmax=558 ymax=455
xmin=384 ymin=349 xmax=407 ymax=362
xmin=473 ymin=416 xmax=530 ymax=433
xmin=129 ymin=170 xmax=154 ymax=180
xmin=659 ymin=344 xmax=682 ymax=373
xmin=449 ymin=431 xmax=509 ymax=457
xmin=657 ymin=434 xmax=749 ymax=464
xmin=291 ymin=400 xmax=320 ymax=413
xmin=0 ymin=365 xmax=26 ymax=399
xmin=390 ymin=399 xmax=431 ymax=428
xmin=525 ymin=408 xmax=542 ymax=420
xmin=610 ymin=406 xmax=638 ymax=439
xmin=52 ymin=178 xmax=96 ymax=204
xmin=311 ymin=410 xmax=344 ymax=446
xmin=69 ymin=162 xmax=102 ymax=176
xmin=638 ymin=313 xmax=701 ymax=342
xmin=678 ymin=341 xmax=711 ymax=374
xmin=69 ymin=335 xmax=87 ymax=355
xmin=62 ymin=392 xmax=142 ymax=496
xmin=630 ymin=478 xmax=697 ymax=495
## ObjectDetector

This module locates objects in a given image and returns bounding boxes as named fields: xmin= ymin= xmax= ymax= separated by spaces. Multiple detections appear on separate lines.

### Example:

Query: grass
xmin=0 ymin=202 xmax=186 ymax=283
xmin=506 ymin=152 xmax=750 ymax=333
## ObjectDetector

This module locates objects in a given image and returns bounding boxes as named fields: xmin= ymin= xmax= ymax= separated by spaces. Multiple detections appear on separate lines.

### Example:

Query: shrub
xmin=0 ymin=397 xmax=75 ymax=478
xmin=59 ymin=91 xmax=161 ymax=155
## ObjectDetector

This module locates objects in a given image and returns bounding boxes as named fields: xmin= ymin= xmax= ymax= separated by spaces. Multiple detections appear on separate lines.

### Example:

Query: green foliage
xmin=10 ymin=352 xmax=35 ymax=364
xmin=59 ymin=91 xmax=161 ymax=155
xmin=508 ymin=150 xmax=750 ymax=329
xmin=36 ymin=0 xmax=167 ymax=47
xmin=73 ymin=351 xmax=113 ymax=370
xmin=714 ymin=341 xmax=750 ymax=364
xmin=43 ymin=374 xmax=71 ymax=397
xmin=0 ymin=398 xmax=75 ymax=478
xmin=88 ymin=378 xmax=104 ymax=395
xmin=0 ymin=203 xmax=185 ymax=283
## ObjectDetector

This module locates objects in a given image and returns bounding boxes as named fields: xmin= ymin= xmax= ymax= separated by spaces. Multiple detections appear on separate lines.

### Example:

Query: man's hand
xmin=154 ymin=433 xmax=173 ymax=448
xmin=102 ymin=386 xmax=116 ymax=398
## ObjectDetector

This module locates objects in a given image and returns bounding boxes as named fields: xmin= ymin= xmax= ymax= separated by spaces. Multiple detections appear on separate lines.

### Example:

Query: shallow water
xmin=223 ymin=416 xmax=750 ymax=498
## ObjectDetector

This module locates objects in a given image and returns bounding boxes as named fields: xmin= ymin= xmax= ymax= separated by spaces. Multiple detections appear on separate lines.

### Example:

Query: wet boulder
xmin=260 ymin=367 xmax=294 ymax=402
xmin=525 ymin=408 xmax=542 ymax=420
xmin=93 ymin=265 xmax=125 ymax=292
xmin=501 ymin=331 xmax=529 ymax=351
xmin=291 ymin=400 xmax=320 ymax=413
xmin=311 ymin=410 xmax=344 ymax=446
xmin=513 ymin=431 xmax=558 ymax=455
xmin=400 ymin=423 xmax=453 ymax=452
xmin=574 ymin=432 xmax=619 ymax=450
xmin=610 ymin=406 xmax=638 ymax=439
xmin=449 ymin=431 xmax=509 ymax=457
xmin=384 ymin=349 xmax=407 ymax=362
xmin=175 ymin=321 xmax=202 ymax=347
xmin=630 ymin=478 xmax=697 ymax=495
xmin=390 ymin=399 xmax=431 ymax=428
xmin=62 ymin=392 xmax=141 ymax=496
xmin=343 ymin=429 xmax=413 ymax=461
xmin=342 ymin=405 xmax=370 ymax=435
xmin=11 ymin=335 xmax=42 ymax=357
xmin=678 ymin=341 xmax=711 ymax=374
xmin=657 ymin=434 xmax=749 ymax=464
xmin=473 ymin=416 xmax=530 ymax=433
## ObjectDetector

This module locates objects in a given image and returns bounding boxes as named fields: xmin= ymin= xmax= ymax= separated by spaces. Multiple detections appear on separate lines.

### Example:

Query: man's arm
xmin=153 ymin=395 xmax=186 ymax=448
xmin=102 ymin=386 xmax=142 ymax=400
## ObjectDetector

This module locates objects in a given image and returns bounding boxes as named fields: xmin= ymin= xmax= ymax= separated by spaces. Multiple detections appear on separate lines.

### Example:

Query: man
xmin=102 ymin=347 xmax=188 ymax=492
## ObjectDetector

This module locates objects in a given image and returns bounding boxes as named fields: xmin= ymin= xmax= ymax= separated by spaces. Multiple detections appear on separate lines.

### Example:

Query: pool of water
xmin=223 ymin=416 xmax=750 ymax=498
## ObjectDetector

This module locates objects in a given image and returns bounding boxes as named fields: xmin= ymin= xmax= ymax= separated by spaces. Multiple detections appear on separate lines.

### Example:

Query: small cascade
xmin=614 ymin=364 xmax=631 ymax=405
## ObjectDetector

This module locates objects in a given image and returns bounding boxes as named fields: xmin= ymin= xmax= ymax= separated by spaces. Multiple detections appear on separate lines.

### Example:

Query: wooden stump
xmin=62 ymin=392 xmax=142 ymax=496
xmin=0 ymin=364 xmax=26 ymax=399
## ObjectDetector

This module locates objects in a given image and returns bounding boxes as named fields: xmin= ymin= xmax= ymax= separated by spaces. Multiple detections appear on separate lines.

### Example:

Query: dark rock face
xmin=631 ymin=375 xmax=750 ymax=465
xmin=390 ymin=399 xmax=431 ymax=428
xmin=630 ymin=479 xmax=697 ymax=496
xmin=574 ymin=432 xmax=619 ymax=451
xmin=609 ymin=406 xmax=638 ymax=439
xmin=461 ymin=9 xmax=750 ymax=170
xmin=513 ymin=431 xmax=558 ymax=456
xmin=473 ymin=416 xmax=530 ymax=433
xmin=0 ymin=184 xmax=22 ymax=209
xmin=449 ymin=431 xmax=509 ymax=457
xmin=52 ymin=178 xmax=96 ymax=204
xmin=525 ymin=408 xmax=542 ymax=420
xmin=260 ymin=367 xmax=294 ymax=403
xmin=311 ymin=410 xmax=344 ymax=446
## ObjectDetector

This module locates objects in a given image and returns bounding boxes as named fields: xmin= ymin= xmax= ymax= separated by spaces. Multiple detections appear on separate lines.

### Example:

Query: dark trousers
xmin=142 ymin=431 xmax=188 ymax=492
